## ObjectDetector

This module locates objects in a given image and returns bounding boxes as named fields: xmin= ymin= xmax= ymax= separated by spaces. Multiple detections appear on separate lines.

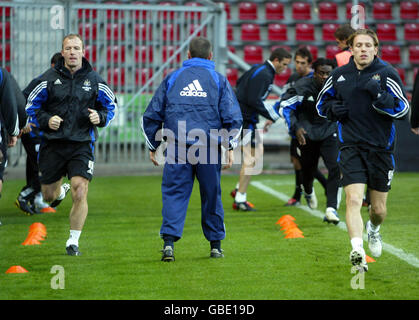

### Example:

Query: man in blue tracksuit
xmin=316 ymin=29 xmax=409 ymax=272
xmin=142 ymin=37 xmax=243 ymax=262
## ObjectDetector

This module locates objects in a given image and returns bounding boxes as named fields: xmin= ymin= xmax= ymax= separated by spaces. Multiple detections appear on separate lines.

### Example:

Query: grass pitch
xmin=0 ymin=172 xmax=418 ymax=300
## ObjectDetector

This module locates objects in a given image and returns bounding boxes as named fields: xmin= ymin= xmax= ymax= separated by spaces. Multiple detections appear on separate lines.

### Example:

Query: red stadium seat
xmin=107 ymin=45 xmax=126 ymax=63
xmin=106 ymin=23 xmax=125 ymax=41
xmin=132 ymin=2 xmax=148 ymax=20
xmin=241 ymin=23 xmax=260 ymax=41
xmin=107 ymin=68 xmax=125 ymax=87
xmin=395 ymin=67 xmax=406 ymax=85
xmin=380 ymin=45 xmax=401 ymax=64
xmin=226 ymin=68 xmax=238 ymax=87
xmin=162 ymin=45 xmax=182 ymax=64
xmin=135 ymin=46 xmax=153 ymax=64
xmin=325 ymin=45 xmax=340 ymax=60
xmin=84 ymin=45 xmax=97 ymax=63
xmin=268 ymin=24 xmax=287 ymax=41
xmin=185 ymin=2 xmax=202 ymax=20
xmin=239 ymin=2 xmax=258 ymax=20
xmin=265 ymin=2 xmax=284 ymax=20
xmin=243 ymin=45 xmax=263 ymax=64
xmin=0 ymin=43 xmax=10 ymax=61
xmin=373 ymin=1 xmax=393 ymax=20
xmin=135 ymin=23 xmax=152 ymax=41
xmin=78 ymin=23 xmax=97 ymax=40
xmin=106 ymin=2 xmax=124 ymax=20
xmin=274 ymin=68 xmax=291 ymax=87
xmin=158 ymin=2 xmax=176 ymax=20
xmin=404 ymin=23 xmax=419 ymax=41
xmin=77 ymin=2 xmax=97 ymax=20
xmin=400 ymin=1 xmax=419 ymax=20
xmin=304 ymin=45 xmax=318 ymax=61
xmin=296 ymin=23 xmax=315 ymax=41
xmin=292 ymin=2 xmax=311 ymax=20
xmin=409 ymin=45 xmax=419 ymax=64
xmin=136 ymin=68 xmax=153 ymax=86
xmin=162 ymin=23 xmax=180 ymax=41
xmin=227 ymin=24 xmax=234 ymax=41
xmin=318 ymin=2 xmax=338 ymax=20
xmin=377 ymin=23 xmax=397 ymax=41
xmin=322 ymin=23 xmax=339 ymax=41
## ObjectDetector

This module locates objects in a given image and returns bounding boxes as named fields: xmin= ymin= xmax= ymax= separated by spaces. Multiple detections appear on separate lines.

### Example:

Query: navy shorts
xmin=38 ymin=140 xmax=95 ymax=184
xmin=337 ymin=146 xmax=395 ymax=192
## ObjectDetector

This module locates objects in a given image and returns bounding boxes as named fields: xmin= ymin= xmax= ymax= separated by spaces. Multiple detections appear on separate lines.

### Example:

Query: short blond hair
xmin=347 ymin=29 xmax=379 ymax=48
xmin=62 ymin=34 xmax=84 ymax=49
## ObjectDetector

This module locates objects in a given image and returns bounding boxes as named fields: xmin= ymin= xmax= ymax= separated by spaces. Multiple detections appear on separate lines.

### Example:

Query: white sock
xmin=350 ymin=237 xmax=364 ymax=250
xmin=368 ymin=220 xmax=380 ymax=233
xmin=235 ymin=191 xmax=247 ymax=203
xmin=66 ymin=230 xmax=81 ymax=247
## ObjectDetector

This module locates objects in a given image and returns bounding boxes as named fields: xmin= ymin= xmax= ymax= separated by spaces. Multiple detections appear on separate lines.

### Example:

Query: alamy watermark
xmin=350 ymin=266 xmax=365 ymax=290
xmin=50 ymin=265 xmax=65 ymax=290
xmin=50 ymin=5 xmax=64 ymax=30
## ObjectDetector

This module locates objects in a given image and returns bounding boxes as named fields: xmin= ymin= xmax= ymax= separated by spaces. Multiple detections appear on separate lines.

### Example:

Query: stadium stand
xmin=265 ymin=2 xmax=284 ymax=20
xmin=318 ymin=2 xmax=338 ymax=21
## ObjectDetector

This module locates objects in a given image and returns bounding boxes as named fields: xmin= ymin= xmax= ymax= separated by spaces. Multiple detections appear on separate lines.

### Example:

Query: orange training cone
xmin=283 ymin=227 xmax=304 ymax=235
xmin=366 ymin=255 xmax=376 ymax=263
xmin=279 ymin=220 xmax=298 ymax=229
xmin=284 ymin=230 xmax=305 ymax=239
xmin=29 ymin=222 xmax=46 ymax=232
xmin=6 ymin=266 xmax=29 ymax=274
xmin=276 ymin=215 xmax=296 ymax=225
xmin=22 ymin=237 xmax=42 ymax=245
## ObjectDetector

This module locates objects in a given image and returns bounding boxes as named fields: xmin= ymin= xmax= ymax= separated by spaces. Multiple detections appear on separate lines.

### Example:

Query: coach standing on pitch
xmin=142 ymin=36 xmax=242 ymax=262
xmin=26 ymin=34 xmax=117 ymax=256
xmin=316 ymin=29 xmax=409 ymax=272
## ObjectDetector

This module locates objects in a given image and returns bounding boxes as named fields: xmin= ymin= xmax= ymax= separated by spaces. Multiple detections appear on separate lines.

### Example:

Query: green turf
xmin=0 ymin=172 xmax=418 ymax=300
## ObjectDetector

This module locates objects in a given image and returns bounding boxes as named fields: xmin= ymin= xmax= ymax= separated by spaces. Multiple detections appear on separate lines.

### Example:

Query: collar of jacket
xmin=55 ymin=57 xmax=93 ymax=78
xmin=182 ymin=57 xmax=215 ymax=70
xmin=348 ymin=55 xmax=380 ymax=73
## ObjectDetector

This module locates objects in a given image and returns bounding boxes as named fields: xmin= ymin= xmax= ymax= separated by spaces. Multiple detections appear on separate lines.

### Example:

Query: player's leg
xmin=365 ymin=190 xmax=387 ymax=258
xmin=299 ymin=139 xmax=318 ymax=209
xmin=286 ymin=138 xmax=303 ymax=206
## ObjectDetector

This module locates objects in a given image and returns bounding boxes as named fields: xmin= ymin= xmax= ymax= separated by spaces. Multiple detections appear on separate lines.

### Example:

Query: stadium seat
xmin=189 ymin=24 xmax=207 ymax=37
xmin=78 ymin=23 xmax=97 ymax=40
xmin=107 ymin=68 xmax=125 ymax=87
xmin=136 ymin=68 xmax=153 ymax=86
xmin=241 ymin=23 xmax=260 ymax=41
xmin=162 ymin=45 xmax=181 ymax=64
xmin=325 ymin=45 xmax=340 ymax=60
xmin=292 ymin=2 xmax=311 ymax=20
xmin=162 ymin=23 xmax=180 ymax=41
xmin=395 ymin=67 xmax=406 ymax=85
xmin=380 ymin=45 xmax=401 ymax=64
xmin=295 ymin=23 xmax=315 ymax=41
xmin=226 ymin=68 xmax=238 ymax=87
xmin=409 ymin=45 xmax=419 ymax=64
xmin=84 ymin=45 xmax=97 ymax=63
xmin=304 ymin=45 xmax=318 ymax=61
xmin=265 ymin=2 xmax=284 ymax=20
xmin=227 ymin=24 xmax=234 ymax=41
xmin=135 ymin=23 xmax=152 ymax=41
xmin=132 ymin=2 xmax=148 ymax=20
xmin=158 ymin=2 xmax=176 ymax=20
xmin=185 ymin=2 xmax=202 ymax=21
xmin=274 ymin=68 xmax=291 ymax=87
xmin=322 ymin=23 xmax=339 ymax=41
xmin=135 ymin=45 xmax=153 ymax=64
xmin=346 ymin=2 xmax=365 ymax=20
xmin=243 ymin=45 xmax=263 ymax=64
xmin=268 ymin=23 xmax=287 ymax=41
xmin=106 ymin=23 xmax=125 ymax=41
xmin=318 ymin=2 xmax=338 ymax=20
xmin=404 ymin=23 xmax=419 ymax=41
xmin=77 ymin=2 xmax=97 ymax=20
xmin=377 ymin=23 xmax=397 ymax=41
xmin=106 ymin=2 xmax=124 ymax=20
xmin=400 ymin=1 xmax=419 ymax=20
xmin=0 ymin=43 xmax=10 ymax=62
xmin=239 ymin=2 xmax=258 ymax=20
xmin=0 ymin=22 xmax=10 ymax=40
xmin=107 ymin=45 xmax=126 ymax=63
xmin=373 ymin=1 xmax=393 ymax=20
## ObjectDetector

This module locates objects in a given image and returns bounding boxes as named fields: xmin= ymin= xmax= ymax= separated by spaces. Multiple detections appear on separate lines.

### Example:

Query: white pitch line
xmin=251 ymin=180 xmax=419 ymax=269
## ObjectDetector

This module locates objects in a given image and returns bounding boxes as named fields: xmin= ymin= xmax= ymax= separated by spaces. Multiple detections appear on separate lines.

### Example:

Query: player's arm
xmin=218 ymin=76 xmax=243 ymax=150
xmin=248 ymin=74 xmax=280 ymax=122
xmin=93 ymin=78 xmax=117 ymax=127
xmin=316 ymin=75 xmax=348 ymax=122
xmin=279 ymin=86 xmax=303 ymax=137
xmin=25 ymin=79 xmax=52 ymax=130
xmin=0 ymin=68 xmax=19 ymax=138
xmin=141 ymin=78 xmax=167 ymax=152
xmin=366 ymin=69 xmax=410 ymax=119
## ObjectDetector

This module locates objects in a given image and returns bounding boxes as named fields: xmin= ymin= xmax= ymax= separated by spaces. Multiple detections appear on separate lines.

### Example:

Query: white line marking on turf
xmin=251 ymin=181 xmax=419 ymax=269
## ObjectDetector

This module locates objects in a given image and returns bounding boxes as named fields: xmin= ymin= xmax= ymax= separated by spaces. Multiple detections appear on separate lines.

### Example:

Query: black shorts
xmin=0 ymin=140 xmax=7 ymax=181
xmin=38 ymin=140 xmax=95 ymax=184
xmin=241 ymin=121 xmax=261 ymax=148
xmin=337 ymin=146 xmax=395 ymax=192
xmin=289 ymin=137 xmax=301 ymax=159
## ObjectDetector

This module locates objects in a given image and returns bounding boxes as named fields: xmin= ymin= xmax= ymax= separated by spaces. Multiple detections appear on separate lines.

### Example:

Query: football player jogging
xmin=142 ymin=37 xmax=242 ymax=261
xmin=26 ymin=34 xmax=117 ymax=256
xmin=316 ymin=29 xmax=409 ymax=271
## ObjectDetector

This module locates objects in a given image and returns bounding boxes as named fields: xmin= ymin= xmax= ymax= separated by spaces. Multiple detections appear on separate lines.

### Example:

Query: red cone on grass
xmin=5 ymin=266 xmax=28 ymax=273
